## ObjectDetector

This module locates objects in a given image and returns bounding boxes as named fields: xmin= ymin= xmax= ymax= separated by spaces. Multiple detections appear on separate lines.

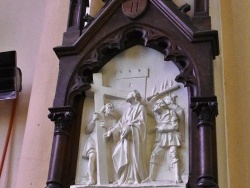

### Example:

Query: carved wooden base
xmin=71 ymin=186 xmax=185 ymax=188
xmin=45 ymin=183 xmax=62 ymax=188
xmin=71 ymin=183 xmax=186 ymax=188
xmin=197 ymin=176 xmax=218 ymax=187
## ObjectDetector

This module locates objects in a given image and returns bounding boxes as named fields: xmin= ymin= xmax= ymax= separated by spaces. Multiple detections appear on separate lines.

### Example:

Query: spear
xmin=147 ymin=85 xmax=180 ymax=102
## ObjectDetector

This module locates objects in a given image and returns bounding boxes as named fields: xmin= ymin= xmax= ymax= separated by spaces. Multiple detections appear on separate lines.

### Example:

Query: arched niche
xmin=66 ymin=24 xmax=200 ymax=106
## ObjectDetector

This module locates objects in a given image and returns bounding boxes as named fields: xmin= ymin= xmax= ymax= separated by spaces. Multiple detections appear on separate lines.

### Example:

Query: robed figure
xmin=104 ymin=90 xmax=147 ymax=185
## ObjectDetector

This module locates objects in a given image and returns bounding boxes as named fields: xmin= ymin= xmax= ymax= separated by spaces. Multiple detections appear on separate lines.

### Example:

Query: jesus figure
xmin=104 ymin=90 xmax=147 ymax=185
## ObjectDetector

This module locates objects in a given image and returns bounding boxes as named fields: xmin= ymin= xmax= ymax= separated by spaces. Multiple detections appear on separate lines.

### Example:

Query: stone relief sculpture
xmin=78 ymin=86 xmax=185 ymax=187
xmin=81 ymin=103 xmax=117 ymax=185
xmin=104 ymin=90 xmax=147 ymax=185
xmin=73 ymin=53 xmax=188 ymax=188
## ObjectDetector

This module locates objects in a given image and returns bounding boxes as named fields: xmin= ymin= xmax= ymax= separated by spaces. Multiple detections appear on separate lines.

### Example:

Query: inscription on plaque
xmin=122 ymin=0 xmax=148 ymax=19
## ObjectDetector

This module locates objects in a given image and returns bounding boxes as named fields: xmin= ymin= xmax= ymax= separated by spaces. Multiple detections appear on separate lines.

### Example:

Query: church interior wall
xmin=0 ymin=1 xmax=69 ymax=187
xmin=0 ymin=1 xmax=47 ymax=187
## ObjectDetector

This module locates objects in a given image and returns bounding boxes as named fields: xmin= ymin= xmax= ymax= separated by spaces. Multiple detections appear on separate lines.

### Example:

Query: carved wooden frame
xmin=46 ymin=0 xmax=219 ymax=188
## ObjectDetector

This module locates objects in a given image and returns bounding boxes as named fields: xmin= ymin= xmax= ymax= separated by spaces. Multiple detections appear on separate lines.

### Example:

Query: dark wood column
xmin=63 ymin=0 xmax=89 ymax=45
xmin=193 ymin=0 xmax=211 ymax=30
xmin=191 ymin=97 xmax=218 ymax=188
xmin=45 ymin=107 xmax=74 ymax=188
xmin=194 ymin=0 xmax=209 ymax=15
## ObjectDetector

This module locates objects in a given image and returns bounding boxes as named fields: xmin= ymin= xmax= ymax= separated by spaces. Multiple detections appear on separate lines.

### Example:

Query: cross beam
xmin=89 ymin=73 xmax=128 ymax=184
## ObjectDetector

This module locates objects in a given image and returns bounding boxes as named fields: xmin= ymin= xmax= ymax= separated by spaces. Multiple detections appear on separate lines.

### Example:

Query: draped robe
xmin=112 ymin=103 xmax=147 ymax=184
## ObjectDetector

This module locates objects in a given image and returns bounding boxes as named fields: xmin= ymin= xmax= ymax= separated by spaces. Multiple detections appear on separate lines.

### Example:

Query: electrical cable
xmin=0 ymin=96 xmax=18 ymax=177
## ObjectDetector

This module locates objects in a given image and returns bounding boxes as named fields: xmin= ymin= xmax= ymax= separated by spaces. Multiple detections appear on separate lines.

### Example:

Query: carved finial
xmin=83 ymin=14 xmax=94 ymax=28
xmin=178 ymin=3 xmax=191 ymax=14
xmin=102 ymin=0 xmax=111 ymax=4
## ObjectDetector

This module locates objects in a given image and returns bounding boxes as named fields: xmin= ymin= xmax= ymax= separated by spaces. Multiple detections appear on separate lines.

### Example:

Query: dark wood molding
xmin=46 ymin=1 xmax=220 ymax=187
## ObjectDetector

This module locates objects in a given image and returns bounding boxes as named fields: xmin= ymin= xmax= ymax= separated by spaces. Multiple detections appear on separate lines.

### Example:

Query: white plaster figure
xmin=164 ymin=94 xmax=185 ymax=146
xmin=142 ymin=98 xmax=183 ymax=184
xmin=81 ymin=103 xmax=117 ymax=185
xmin=104 ymin=90 xmax=147 ymax=185
xmin=100 ymin=103 xmax=118 ymax=183
xmin=100 ymin=103 xmax=117 ymax=131
xmin=164 ymin=94 xmax=185 ymax=129
xmin=81 ymin=113 xmax=99 ymax=185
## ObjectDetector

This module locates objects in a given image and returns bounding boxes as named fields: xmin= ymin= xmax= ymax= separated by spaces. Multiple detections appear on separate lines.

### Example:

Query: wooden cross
xmin=89 ymin=73 xmax=128 ymax=185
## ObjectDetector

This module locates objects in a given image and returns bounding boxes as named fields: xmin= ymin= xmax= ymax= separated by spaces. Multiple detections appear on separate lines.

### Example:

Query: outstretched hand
xmin=92 ymin=112 xmax=100 ymax=122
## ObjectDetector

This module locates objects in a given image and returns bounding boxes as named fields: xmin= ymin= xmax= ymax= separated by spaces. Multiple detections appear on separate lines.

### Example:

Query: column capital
xmin=191 ymin=96 xmax=218 ymax=128
xmin=48 ymin=106 xmax=74 ymax=135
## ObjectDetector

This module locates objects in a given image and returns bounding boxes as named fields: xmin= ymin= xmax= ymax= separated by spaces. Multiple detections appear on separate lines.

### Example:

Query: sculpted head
xmin=126 ymin=90 xmax=142 ymax=103
xmin=101 ymin=103 xmax=115 ymax=116
xmin=153 ymin=99 xmax=168 ymax=113
xmin=165 ymin=94 xmax=177 ymax=105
